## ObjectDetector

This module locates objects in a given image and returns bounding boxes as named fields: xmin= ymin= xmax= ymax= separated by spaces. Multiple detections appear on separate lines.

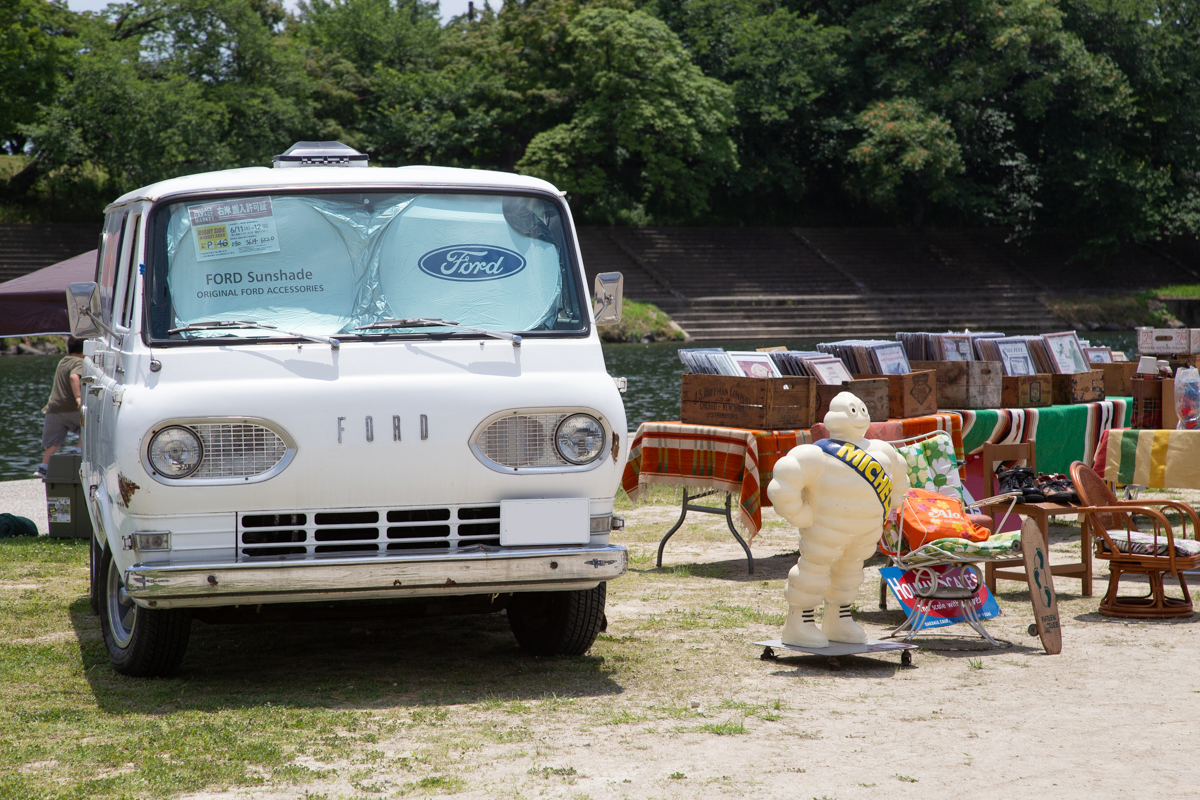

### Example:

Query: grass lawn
xmin=3 ymin=493 xmax=1199 ymax=799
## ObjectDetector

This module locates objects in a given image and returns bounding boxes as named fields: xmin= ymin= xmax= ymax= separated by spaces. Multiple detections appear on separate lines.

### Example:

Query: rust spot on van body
xmin=117 ymin=474 xmax=140 ymax=507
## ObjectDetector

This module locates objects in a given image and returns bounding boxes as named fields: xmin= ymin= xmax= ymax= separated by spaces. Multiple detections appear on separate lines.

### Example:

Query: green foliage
xmin=27 ymin=0 xmax=316 ymax=196
xmin=512 ymin=6 xmax=736 ymax=223
xmin=598 ymin=300 xmax=685 ymax=343
xmin=0 ymin=0 xmax=74 ymax=154
xmin=4 ymin=0 xmax=1199 ymax=247
xmin=655 ymin=0 xmax=847 ymax=221
xmin=846 ymin=98 xmax=963 ymax=217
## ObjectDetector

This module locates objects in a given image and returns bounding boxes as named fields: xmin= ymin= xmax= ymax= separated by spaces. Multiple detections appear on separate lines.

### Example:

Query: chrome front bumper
xmin=124 ymin=544 xmax=627 ymax=609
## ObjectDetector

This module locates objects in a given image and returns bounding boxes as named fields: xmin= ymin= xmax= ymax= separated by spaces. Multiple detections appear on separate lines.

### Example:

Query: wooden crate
xmin=1051 ymin=370 xmax=1105 ymax=405
xmin=815 ymin=378 xmax=889 ymax=423
xmin=911 ymin=360 xmax=1002 ymax=409
xmin=853 ymin=370 xmax=938 ymax=419
xmin=1001 ymin=375 xmax=1053 ymax=408
xmin=1097 ymin=362 xmax=1137 ymax=397
xmin=680 ymin=374 xmax=817 ymax=430
xmin=1136 ymin=328 xmax=1200 ymax=356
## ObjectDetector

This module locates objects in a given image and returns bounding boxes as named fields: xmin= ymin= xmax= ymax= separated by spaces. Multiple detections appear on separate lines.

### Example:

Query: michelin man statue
xmin=767 ymin=392 xmax=910 ymax=647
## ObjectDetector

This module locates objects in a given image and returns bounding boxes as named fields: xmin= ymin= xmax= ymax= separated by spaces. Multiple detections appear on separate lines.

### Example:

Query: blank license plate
xmin=500 ymin=499 xmax=590 ymax=546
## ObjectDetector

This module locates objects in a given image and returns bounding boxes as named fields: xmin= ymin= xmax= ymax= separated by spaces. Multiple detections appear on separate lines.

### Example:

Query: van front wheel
xmin=508 ymin=583 xmax=606 ymax=656
xmin=99 ymin=552 xmax=191 ymax=676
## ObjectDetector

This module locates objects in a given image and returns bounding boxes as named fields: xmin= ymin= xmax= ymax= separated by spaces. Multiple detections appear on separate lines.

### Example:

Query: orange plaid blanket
xmin=621 ymin=414 xmax=966 ymax=541
xmin=621 ymin=423 xmax=811 ymax=538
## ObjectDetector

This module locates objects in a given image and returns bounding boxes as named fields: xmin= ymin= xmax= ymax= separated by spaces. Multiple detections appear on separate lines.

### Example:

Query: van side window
xmin=97 ymin=211 xmax=128 ymax=327
xmin=117 ymin=215 xmax=142 ymax=329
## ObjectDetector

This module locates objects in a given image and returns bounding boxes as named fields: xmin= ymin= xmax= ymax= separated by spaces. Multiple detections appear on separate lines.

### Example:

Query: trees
xmin=0 ymin=0 xmax=73 ymax=155
xmin=654 ymin=0 xmax=846 ymax=222
xmin=517 ymin=7 xmax=737 ymax=223
xmin=27 ymin=0 xmax=315 ymax=194
xmin=4 ymin=0 xmax=1198 ymax=243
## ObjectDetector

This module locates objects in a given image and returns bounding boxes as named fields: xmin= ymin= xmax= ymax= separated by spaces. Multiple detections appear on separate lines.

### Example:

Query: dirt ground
xmin=156 ymin=494 xmax=1200 ymax=800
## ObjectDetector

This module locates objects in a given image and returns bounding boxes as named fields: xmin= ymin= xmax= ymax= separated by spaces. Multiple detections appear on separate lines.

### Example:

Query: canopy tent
xmin=0 ymin=250 xmax=96 ymax=337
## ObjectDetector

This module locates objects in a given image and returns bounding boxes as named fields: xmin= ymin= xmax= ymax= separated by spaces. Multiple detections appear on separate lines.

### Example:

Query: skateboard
xmin=1021 ymin=517 xmax=1062 ymax=655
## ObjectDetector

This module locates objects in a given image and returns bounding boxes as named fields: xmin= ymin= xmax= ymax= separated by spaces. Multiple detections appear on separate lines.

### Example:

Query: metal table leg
xmin=656 ymin=489 xmax=755 ymax=574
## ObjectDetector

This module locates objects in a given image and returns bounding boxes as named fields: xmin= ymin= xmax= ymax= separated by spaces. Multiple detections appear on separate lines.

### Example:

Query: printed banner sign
xmin=879 ymin=565 xmax=1000 ymax=630
xmin=189 ymin=197 xmax=280 ymax=262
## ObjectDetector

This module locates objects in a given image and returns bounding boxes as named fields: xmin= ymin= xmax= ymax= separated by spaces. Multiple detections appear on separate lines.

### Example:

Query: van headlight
xmin=555 ymin=414 xmax=605 ymax=465
xmin=148 ymin=426 xmax=204 ymax=478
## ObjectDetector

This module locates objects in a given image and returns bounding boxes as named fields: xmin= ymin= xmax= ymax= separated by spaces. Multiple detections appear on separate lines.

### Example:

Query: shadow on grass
xmin=645 ymin=550 xmax=798 ymax=582
xmin=69 ymin=598 xmax=624 ymax=715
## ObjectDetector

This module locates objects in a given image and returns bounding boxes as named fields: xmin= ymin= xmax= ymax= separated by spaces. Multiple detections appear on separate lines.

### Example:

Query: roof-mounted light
xmin=272 ymin=141 xmax=369 ymax=169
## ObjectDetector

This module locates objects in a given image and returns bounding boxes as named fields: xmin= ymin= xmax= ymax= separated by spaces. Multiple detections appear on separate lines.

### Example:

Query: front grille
xmin=475 ymin=414 xmax=572 ymax=469
xmin=238 ymin=504 xmax=502 ymax=559
xmin=191 ymin=423 xmax=288 ymax=478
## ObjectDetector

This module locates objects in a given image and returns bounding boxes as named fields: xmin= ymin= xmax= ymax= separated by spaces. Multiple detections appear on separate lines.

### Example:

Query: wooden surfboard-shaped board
xmin=1021 ymin=517 xmax=1062 ymax=655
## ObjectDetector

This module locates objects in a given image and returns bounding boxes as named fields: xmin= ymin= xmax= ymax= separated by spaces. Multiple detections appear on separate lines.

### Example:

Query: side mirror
xmin=592 ymin=272 xmax=624 ymax=326
xmin=66 ymin=283 xmax=102 ymax=338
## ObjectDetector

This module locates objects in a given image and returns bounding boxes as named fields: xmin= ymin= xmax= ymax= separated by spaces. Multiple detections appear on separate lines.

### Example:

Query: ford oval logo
xmin=418 ymin=245 xmax=526 ymax=282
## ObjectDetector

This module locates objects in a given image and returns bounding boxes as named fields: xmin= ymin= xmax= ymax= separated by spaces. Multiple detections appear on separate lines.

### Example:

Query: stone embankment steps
xmin=668 ymin=294 xmax=1062 ymax=340
xmin=0 ymin=224 xmax=101 ymax=284
xmin=578 ymin=225 xmax=1200 ymax=340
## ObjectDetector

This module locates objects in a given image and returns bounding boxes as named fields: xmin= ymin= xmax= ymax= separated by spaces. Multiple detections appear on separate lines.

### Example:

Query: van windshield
xmin=146 ymin=192 xmax=585 ymax=341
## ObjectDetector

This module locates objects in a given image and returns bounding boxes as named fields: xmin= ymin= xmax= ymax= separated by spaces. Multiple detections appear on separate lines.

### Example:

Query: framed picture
xmin=712 ymin=352 xmax=742 ymax=376
xmin=996 ymin=339 xmax=1035 ymax=376
xmin=728 ymin=351 xmax=782 ymax=378
xmin=1043 ymin=332 xmax=1090 ymax=374
xmin=1084 ymin=346 xmax=1113 ymax=364
xmin=941 ymin=335 xmax=974 ymax=362
xmin=872 ymin=342 xmax=911 ymax=375
xmin=807 ymin=357 xmax=854 ymax=385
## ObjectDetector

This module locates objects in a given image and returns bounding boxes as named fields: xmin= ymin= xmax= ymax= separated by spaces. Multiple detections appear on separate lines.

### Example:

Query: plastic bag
xmin=899 ymin=489 xmax=991 ymax=551
xmin=1176 ymin=367 xmax=1200 ymax=430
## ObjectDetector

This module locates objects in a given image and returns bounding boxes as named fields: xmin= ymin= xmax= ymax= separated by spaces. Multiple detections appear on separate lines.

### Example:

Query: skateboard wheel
xmin=900 ymin=650 xmax=912 ymax=666
xmin=1028 ymin=623 xmax=1038 ymax=637
xmin=760 ymin=647 xmax=776 ymax=661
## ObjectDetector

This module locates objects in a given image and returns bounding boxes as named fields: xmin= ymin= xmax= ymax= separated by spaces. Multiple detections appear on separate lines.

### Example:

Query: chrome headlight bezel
xmin=147 ymin=426 xmax=204 ymax=478
xmin=140 ymin=417 xmax=296 ymax=486
xmin=554 ymin=413 xmax=605 ymax=465
xmin=470 ymin=408 xmax=610 ymax=474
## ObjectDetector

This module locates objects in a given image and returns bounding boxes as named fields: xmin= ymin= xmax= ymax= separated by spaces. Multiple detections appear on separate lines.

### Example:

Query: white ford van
xmin=67 ymin=142 xmax=629 ymax=676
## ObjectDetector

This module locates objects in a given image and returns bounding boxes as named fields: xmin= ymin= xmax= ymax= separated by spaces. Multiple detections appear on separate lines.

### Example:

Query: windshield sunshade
xmin=147 ymin=192 xmax=585 ymax=341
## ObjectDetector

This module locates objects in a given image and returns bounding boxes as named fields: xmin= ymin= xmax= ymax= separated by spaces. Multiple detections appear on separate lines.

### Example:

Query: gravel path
xmin=0 ymin=478 xmax=48 ymax=534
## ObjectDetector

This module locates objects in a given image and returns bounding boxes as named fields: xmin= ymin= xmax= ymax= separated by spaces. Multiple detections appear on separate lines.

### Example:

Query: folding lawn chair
xmin=879 ymin=431 xmax=1021 ymax=646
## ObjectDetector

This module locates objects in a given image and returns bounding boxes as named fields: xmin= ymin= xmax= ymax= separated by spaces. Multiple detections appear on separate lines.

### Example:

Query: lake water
xmin=0 ymin=331 xmax=1137 ymax=482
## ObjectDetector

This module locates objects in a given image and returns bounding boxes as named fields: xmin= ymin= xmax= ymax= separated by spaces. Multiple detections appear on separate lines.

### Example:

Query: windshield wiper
xmin=168 ymin=320 xmax=340 ymax=350
xmin=355 ymin=318 xmax=521 ymax=347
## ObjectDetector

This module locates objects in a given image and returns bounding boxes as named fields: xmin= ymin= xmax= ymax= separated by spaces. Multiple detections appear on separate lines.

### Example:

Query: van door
xmin=101 ymin=211 xmax=143 ymax=516
xmin=82 ymin=210 xmax=128 ymax=509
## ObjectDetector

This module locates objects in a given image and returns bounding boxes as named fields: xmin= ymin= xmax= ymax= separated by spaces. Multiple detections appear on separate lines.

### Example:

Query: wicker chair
xmin=1069 ymin=462 xmax=1200 ymax=618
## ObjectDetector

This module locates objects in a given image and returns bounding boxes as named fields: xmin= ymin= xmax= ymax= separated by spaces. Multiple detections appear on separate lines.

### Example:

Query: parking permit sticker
xmin=189 ymin=197 xmax=280 ymax=261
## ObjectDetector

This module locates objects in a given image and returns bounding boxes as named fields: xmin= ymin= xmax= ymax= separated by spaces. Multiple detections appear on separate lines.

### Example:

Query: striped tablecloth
xmin=958 ymin=399 xmax=1130 ymax=475
xmin=621 ymin=413 xmax=965 ymax=540
xmin=1092 ymin=428 xmax=1200 ymax=489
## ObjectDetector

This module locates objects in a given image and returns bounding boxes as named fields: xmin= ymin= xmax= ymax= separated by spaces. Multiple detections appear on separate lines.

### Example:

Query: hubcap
xmin=106 ymin=558 xmax=137 ymax=648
